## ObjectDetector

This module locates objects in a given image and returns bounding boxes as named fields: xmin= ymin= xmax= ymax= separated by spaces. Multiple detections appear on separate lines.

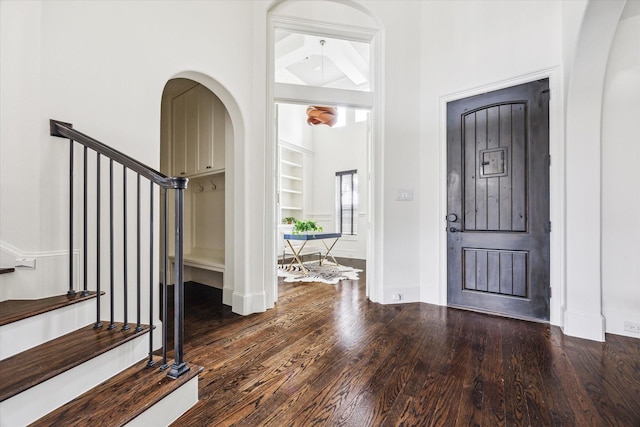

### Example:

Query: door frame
xmin=438 ymin=67 xmax=565 ymax=326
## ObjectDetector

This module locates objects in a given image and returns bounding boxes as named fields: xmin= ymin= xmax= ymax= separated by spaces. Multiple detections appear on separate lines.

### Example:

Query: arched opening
xmin=563 ymin=0 xmax=628 ymax=341
xmin=159 ymin=72 xmax=242 ymax=312
xmin=267 ymin=0 xmax=383 ymax=305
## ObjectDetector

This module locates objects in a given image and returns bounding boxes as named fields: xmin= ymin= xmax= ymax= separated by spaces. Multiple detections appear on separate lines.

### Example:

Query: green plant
xmin=282 ymin=216 xmax=297 ymax=225
xmin=293 ymin=219 xmax=323 ymax=234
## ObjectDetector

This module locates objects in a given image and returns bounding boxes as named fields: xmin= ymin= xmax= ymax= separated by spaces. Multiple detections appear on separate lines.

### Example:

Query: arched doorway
xmin=267 ymin=0 xmax=383 ymax=304
xmin=159 ymin=73 xmax=242 ymax=310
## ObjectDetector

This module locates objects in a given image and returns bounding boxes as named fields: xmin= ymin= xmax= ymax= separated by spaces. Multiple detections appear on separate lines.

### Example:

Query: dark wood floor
xmin=171 ymin=267 xmax=640 ymax=426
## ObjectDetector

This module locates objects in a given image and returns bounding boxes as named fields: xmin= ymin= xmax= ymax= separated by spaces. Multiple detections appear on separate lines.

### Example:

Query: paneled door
xmin=447 ymin=79 xmax=550 ymax=320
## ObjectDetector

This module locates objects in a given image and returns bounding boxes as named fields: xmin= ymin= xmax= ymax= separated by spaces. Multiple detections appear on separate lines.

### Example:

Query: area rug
xmin=277 ymin=261 xmax=362 ymax=284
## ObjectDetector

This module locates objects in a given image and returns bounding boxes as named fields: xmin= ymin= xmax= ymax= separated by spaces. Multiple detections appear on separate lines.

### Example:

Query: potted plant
xmin=282 ymin=216 xmax=297 ymax=225
xmin=293 ymin=219 xmax=323 ymax=235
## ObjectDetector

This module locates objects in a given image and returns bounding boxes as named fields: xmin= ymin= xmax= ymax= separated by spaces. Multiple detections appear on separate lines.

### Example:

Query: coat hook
xmin=210 ymin=180 xmax=217 ymax=191
xmin=198 ymin=182 xmax=204 ymax=192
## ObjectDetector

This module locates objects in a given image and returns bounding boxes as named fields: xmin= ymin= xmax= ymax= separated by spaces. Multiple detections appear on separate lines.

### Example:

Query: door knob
xmin=449 ymin=227 xmax=464 ymax=233
xmin=447 ymin=213 xmax=458 ymax=222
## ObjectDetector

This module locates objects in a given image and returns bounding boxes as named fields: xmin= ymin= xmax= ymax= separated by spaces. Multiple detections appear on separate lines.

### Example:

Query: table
xmin=283 ymin=232 xmax=341 ymax=275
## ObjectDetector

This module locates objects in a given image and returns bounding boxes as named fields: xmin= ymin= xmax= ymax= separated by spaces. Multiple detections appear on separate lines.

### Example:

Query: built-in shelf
xmin=183 ymin=167 xmax=225 ymax=179
xmin=281 ymin=159 xmax=302 ymax=168
xmin=169 ymin=249 xmax=224 ymax=273
xmin=281 ymin=174 xmax=302 ymax=181
xmin=279 ymin=145 xmax=305 ymax=224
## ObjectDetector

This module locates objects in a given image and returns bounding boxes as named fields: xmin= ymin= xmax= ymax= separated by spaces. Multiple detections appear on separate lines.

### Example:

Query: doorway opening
xmin=275 ymin=102 xmax=370 ymax=283
xmin=159 ymin=78 xmax=231 ymax=300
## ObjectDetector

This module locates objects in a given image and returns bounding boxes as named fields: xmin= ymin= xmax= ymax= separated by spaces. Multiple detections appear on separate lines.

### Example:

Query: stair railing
xmin=50 ymin=119 xmax=190 ymax=379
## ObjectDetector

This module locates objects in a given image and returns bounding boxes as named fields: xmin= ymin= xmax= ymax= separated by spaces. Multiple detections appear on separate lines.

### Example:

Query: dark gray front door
xmin=447 ymin=79 xmax=550 ymax=320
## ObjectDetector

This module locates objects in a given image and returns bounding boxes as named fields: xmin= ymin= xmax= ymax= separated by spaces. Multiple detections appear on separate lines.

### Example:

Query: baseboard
xmin=563 ymin=310 xmax=605 ymax=342
xmin=603 ymin=308 xmax=640 ymax=339
xmin=232 ymin=290 xmax=266 ymax=315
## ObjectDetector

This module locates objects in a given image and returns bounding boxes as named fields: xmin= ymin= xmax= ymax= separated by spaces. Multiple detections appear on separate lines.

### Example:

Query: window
xmin=336 ymin=170 xmax=358 ymax=235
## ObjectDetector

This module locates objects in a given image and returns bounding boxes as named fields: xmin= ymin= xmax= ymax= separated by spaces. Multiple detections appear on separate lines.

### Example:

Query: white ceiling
xmin=274 ymin=30 xmax=370 ymax=91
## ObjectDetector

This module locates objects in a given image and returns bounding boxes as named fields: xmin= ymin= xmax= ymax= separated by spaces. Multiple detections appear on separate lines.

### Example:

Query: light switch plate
xmin=396 ymin=189 xmax=414 ymax=201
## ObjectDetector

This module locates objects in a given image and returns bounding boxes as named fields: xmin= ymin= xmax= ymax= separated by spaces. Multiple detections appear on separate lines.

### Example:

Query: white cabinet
xmin=168 ymin=83 xmax=227 ymax=281
xmin=172 ymin=84 xmax=225 ymax=177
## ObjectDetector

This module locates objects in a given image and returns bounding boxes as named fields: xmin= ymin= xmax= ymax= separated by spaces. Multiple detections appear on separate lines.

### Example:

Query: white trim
xmin=0 ymin=240 xmax=76 ymax=259
xmin=270 ymin=14 xmax=377 ymax=42
xmin=274 ymin=83 xmax=374 ymax=108
xmin=564 ymin=311 xmax=605 ymax=342
xmin=438 ymin=67 xmax=565 ymax=327
xmin=232 ymin=290 xmax=267 ymax=316
xmin=125 ymin=376 xmax=199 ymax=427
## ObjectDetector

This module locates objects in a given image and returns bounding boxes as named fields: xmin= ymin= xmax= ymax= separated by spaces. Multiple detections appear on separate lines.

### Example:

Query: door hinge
xmin=549 ymin=287 xmax=552 ymax=298
xmin=548 ymin=154 xmax=551 ymax=166
xmin=542 ymin=88 xmax=550 ymax=100
xmin=548 ymin=221 xmax=552 ymax=232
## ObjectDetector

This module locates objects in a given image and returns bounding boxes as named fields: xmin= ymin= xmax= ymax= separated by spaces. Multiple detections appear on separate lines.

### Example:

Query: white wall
xmin=310 ymin=109 xmax=368 ymax=259
xmin=602 ymin=13 xmax=640 ymax=338
xmin=277 ymin=103 xmax=313 ymax=152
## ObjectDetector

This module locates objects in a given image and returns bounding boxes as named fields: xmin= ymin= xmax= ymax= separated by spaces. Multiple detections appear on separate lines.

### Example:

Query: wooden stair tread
xmin=0 ymin=291 xmax=100 ymax=326
xmin=30 ymin=359 xmax=202 ymax=427
xmin=0 ymin=322 xmax=149 ymax=402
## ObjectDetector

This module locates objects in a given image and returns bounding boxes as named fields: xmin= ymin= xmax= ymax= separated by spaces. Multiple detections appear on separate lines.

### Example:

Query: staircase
xmin=0 ymin=294 xmax=200 ymax=426
xmin=0 ymin=120 xmax=201 ymax=426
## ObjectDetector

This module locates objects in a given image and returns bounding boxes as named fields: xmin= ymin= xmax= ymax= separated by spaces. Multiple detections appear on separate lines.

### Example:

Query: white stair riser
xmin=125 ymin=376 xmax=199 ymax=427
xmin=0 ymin=335 xmax=148 ymax=427
xmin=0 ymin=299 xmax=95 ymax=360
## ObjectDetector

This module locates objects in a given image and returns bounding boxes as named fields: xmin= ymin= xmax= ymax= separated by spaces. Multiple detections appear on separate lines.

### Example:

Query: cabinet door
xmin=184 ymin=87 xmax=199 ymax=176
xmin=172 ymin=95 xmax=187 ymax=176
xmin=212 ymin=97 xmax=225 ymax=171
xmin=197 ymin=85 xmax=215 ymax=173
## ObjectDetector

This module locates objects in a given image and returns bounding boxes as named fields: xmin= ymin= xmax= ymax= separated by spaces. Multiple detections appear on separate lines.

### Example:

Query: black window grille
xmin=335 ymin=170 xmax=358 ymax=235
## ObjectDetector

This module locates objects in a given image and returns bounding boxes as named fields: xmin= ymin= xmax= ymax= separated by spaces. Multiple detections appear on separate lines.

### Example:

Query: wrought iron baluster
xmin=95 ymin=153 xmax=103 ymax=329
xmin=161 ymin=187 xmax=168 ymax=370
xmin=108 ymin=159 xmax=116 ymax=330
xmin=136 ymin=174 xmax=143 ymax=332
xmin=122 ymin=167 xmax=129 ymax=331
xmin=147 ymin=181 xmax=155 ymax=368
xmin=68 ymin=139 xmax=75 ymax=296
xmin=83 ymin=146 xmax=89 ymax=296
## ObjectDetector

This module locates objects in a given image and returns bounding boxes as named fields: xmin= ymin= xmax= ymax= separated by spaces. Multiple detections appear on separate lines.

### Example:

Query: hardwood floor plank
xmin=166 ymin=271 xmax=640 ymax=427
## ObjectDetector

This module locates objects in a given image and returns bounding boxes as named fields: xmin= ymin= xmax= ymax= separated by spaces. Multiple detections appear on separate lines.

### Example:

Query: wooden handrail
xmin=50 ymin=120 xmax=187 ymax=190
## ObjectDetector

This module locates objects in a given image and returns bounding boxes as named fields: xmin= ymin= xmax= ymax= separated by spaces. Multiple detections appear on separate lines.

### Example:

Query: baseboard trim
xmin=563 ymin=310 xmax=605 ymax=342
